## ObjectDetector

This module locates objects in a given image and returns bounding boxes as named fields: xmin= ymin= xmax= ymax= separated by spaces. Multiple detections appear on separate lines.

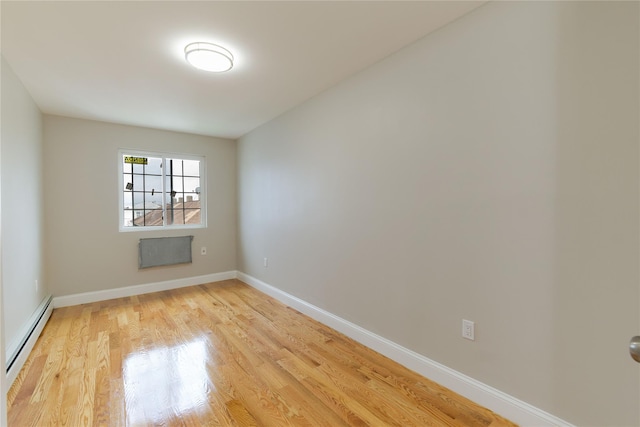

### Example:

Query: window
xmin=119 ymin=150 xmax=205 ymax=231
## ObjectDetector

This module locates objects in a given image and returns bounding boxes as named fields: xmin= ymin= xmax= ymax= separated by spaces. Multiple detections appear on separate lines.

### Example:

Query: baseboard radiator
xmin=6 ymin=295 xmax=53 ymax=381
xmin=139 ymin=235 xmax=194 ymax=269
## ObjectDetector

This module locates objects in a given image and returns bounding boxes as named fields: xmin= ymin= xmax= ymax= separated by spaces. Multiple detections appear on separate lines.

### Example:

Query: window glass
xmin=119 ymin=152 xmax=205 ymax=230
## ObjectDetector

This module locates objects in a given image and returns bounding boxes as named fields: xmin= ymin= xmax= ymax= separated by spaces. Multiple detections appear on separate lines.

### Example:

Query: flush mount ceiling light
xmin=184 ymin=42 xmax=234 ymax=72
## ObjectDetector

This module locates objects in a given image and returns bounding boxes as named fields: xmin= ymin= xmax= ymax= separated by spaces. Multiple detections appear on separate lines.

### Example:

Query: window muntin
xmin=119 ymin=151 xmax=205 ymax=230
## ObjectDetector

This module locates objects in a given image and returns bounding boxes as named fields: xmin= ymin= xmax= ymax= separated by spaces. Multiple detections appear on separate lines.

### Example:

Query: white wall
xmin=43 ymin=116 xmax=237 ymax=297
xmin=237 ymin=2 xmax=639 ymax=426
xmin=0 ymin=56 xmax=7 ymax=427
xmin=1 ymin=57 xmax=48 ymax=359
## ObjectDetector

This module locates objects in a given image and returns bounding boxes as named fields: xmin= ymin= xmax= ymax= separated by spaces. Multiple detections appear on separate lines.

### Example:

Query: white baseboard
xmin=41 ymin=270 xmax=571 ymax=426
xmin=6 ymin=295 xmax=53 ymax=387
xmin=237 ymin=272 xmax=573 ymax=427
xmin=53 ymin=271 xmax=237 ymax=308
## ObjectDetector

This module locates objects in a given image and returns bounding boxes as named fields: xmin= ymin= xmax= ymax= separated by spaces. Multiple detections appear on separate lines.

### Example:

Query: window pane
xmin=183 ymin=160 xmax=200 ymax=176
xmin=145 ymin=157 xmax=162 ymax=175
xmin=123 ymin=173 xmax=133 ymax=191
xmin=145 ymin=175 xmax=162 ymax=193
xmin=144 ymin=192 xmax=163 ymax=207
xmin=132 ymin=163 xmax=144 ymax=174
xmin=123 ymin=209 xmax=134 ymax=227
xmin=131 ymin=192 xmax=145 ymax=206
xmin=184 ymin=209 xmax=201 ymax=225
xmin=123 ymin=155 xmax=159 ymax=174
xmin=134 ymin=208 xmax=163 ymax=227
xmin=166 ymin=176 xmax=184 ymax=192
xmin=183 ymin=177 xmax=200 ymax=194
xmin=165 ymin=208 xmax=200 ymax=226
xmin=168 ymin=159 xmax=182 ymax=175
xmin=123 ymin=193 xmax=134 ymax=210
xmin=172 ymin=194 xmax=185 ymax=204
xmin=165 ymin=204 xmax=179 ymax=225
xmin=133 ymin=174 xmax=145 ymax=191
xmin=184 ymin=193 xmax=199 ymax=202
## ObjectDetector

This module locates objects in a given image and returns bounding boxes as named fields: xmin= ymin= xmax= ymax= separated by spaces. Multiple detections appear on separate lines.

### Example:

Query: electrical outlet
xmin=35 ymin=279 xmax=39 ymax=291
xmin=462 ymin=319 xmax=475 ymax=341
xmin=263 ymin=257 xmax=268 ymax=268
xmin=201 ymin=247 xmax=207 ymax=255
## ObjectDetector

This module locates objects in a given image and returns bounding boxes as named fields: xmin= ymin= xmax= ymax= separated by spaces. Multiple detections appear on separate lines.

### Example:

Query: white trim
xmin=6 ymin=296 xmax=53 ymax=387
xmin=53 ymin=271 xmax=236 ymax=308
xmin=39 ymin=270 xmax=572 ymax=426
xmin=237 ymin=272 xmax=573 ymax=427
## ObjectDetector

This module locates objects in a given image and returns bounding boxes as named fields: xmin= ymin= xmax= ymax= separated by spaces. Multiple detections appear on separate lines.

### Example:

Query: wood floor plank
xmin=8 ymin=279 xmax=517 ymax=426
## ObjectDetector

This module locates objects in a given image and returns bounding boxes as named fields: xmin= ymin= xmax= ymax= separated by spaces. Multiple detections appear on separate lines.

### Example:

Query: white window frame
xmin=118 ymin=149 xmax=207 ymax=232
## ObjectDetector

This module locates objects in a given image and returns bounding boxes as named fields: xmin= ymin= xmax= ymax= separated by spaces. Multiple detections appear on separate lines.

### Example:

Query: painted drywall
xmin=43 ymin=116 xmax=237 ymax=296
xmin=0 ymin=56 xmax=8 ymax=427
xmin=237 ymin=2 xmax=639 ymax=425
xmin=1 ymin=57 xmax=48 ymax=357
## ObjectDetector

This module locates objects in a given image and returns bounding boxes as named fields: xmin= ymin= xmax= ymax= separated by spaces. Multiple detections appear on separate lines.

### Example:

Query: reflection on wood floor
xmin=8 ymin=279 xmax=516 ymax=426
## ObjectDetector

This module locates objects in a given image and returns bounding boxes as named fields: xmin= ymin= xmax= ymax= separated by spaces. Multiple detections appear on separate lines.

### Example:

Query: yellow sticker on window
xmin=124 ymin=156 xmax=148 ymax=165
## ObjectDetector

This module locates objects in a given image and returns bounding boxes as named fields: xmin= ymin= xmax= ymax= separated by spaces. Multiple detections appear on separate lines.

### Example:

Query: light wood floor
xmin=8 ymin=279 xmax=516 ymax=426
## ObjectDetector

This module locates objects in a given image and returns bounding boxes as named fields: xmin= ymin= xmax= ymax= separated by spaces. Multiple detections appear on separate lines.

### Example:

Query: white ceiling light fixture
xmin=184 ymin=42 xmax=234 ymax=72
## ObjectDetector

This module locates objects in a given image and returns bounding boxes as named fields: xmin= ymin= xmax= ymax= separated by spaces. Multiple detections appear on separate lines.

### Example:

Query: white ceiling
xmin=1 ymin=1 xmax=486 ymax=139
